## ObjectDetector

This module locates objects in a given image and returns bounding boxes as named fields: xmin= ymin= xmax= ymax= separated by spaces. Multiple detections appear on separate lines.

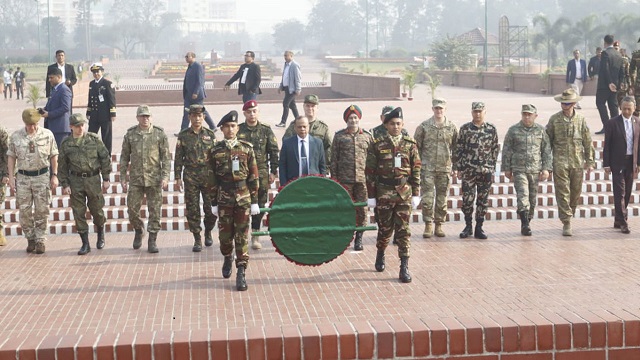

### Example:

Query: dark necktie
xmin=300 ymin=139 xmax=308 ymax=176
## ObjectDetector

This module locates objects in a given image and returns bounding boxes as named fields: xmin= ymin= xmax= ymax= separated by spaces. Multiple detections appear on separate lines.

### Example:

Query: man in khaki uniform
xmin=0 ymin=125 xmax=9 ymax=246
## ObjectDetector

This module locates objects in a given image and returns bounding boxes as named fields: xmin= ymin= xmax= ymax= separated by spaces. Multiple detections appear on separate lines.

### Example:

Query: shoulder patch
xmin=335 ymin=129 xmax=347 ymax=135
xmin=238 ymin=139 xmax=253 ymax=148
xmin=402 ymin=135 xmax=416 ymax=143
xmin=259 ymin=122 xmax=271 ymax=129
xmin=153 ymin=125 xmax=165 ymax=131
xmin=127 ymin=125 xmax=138 ymax=132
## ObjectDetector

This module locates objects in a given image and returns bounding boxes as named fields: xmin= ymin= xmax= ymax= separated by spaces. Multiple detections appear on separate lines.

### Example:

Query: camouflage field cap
xmin=188 ymin=104 xmax=206 ymax=114
xmin=521 ymin=104 xmax=537 ymax=114
xmin=553 ymin=88 xmax=582 ymax=103
xmin=22 ymin=108 xmax=41 ymax=125
xmin=343 ymin=104 xmax=362 ymax=121
xmin=136 ymin=104 xmax=152 ymax=116
xmin=304 ymin=94 xmax=319 ymax=105
xmin=383 ymin=107 xmax=403 ymax=123
xmin=472 ymin=102 xmax=485 ymax=110
xmin=432 ymin=98 xmax=447 ymax=108
xmin=218 ymin=110 xmax=238 ymax=127
xmin=69 ymin=113 xmax=87 ymax=126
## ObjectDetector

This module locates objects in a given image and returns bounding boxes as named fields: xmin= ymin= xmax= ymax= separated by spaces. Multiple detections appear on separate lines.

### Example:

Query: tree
xmin=531 ymin=14 xmax=571 ymax=68
xmin=272 ymin=19 xmax=306 ymax=52
xmin=42 ymin=17 xmax=67 ymax=53
xmin=306 ymin=0 xmax=364 ymax=53
xmin=429 ymin=35 xmax=474 ymax=70
xmin=569 ymin=14 xmax=603 ymax=56
xmin=73 ymin=0 xmax=101 ymax=61
xmin=390 ymin=0 xmax=428 ymax=51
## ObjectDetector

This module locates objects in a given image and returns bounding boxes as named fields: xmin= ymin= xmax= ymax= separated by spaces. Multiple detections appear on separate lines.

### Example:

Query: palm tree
xmin=571 ymin=14 xmax=604 ymax=56
xmin=531 ymin=14 xmax=572 ymax=68
xmin=606 ymin=13 xmax=640 ymax=48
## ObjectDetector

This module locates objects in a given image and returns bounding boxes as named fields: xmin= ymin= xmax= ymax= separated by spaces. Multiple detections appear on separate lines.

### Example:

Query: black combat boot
xmin=96 ymin=226 xmax=105 ymax=249
xmin=375 ymin=249 xmax=385 ymax=272
xmin=236 ymin=265 xmax=248 ymax=291
xmin=459 ymin=216 xmax=473 ymax=238
xmin=222 ymin=255 xmax=233 ymax=278
xmin=147 ymin=232 xmax=159 ymax=253
xmin=353 ymin=232 xmax=363 ymax=251
xmin=474 ymin=218 xmax=488 ymax=239
xmin=204 ymin=226 xmax=214 ymax=247
xmin=399 ymin=256 xmax=412 ymax=283
xmin=519 ymin=211 xmax=532 ymax=236
xmin=26 ymin=239 xmax=36 ymax=253
xmin=133 ymin=228 xmax=144 ymax=250
xmin=78 ymin=232 xmax=91 ymax=255
xmin=192 ymin=232 xmax=202 ymax=252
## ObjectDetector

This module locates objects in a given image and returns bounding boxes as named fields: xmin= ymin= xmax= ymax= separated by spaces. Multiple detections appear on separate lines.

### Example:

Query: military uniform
xmin=0 ymin=125 xmax=8 ymax=245
xmin=618 ymin=54 xmax=631 ymax=107
xmin=370 ymin=124 xmax=408 ymax=140
xmin=629 ymin=48 xmax=640 ymax=116
xmin=86 ymin=66 xmax=116 ymax=154
xmin=284 ymin=118 xmax=332 ymax=167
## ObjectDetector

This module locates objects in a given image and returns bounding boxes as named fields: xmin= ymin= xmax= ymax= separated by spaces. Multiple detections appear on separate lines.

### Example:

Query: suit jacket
xmin=278 ymin=134 xmax=326 ymax=185
xmin=86 ymin=78 xmax=117 ymax=121
xmin=597 ymin=47 xmax=624 ymax=90
xmin=588 ymin=55 xmax=600 ymax=78
xmin=46 ymin=63 xmax=77 ymax=97
xmin=566 ymin=58 xmax=587 ymax=84
xmin=603 ymin=114 xmax=640 ymax=172
xmin=43 ymin=83 xmax=72 ymax=133
xmin=279 ymin=60 xmax=302 ymax=93
xmin=183 ymin=61 xmax=207 ymax=102
xmin=225 ymin=62 xmax=262 ymax=95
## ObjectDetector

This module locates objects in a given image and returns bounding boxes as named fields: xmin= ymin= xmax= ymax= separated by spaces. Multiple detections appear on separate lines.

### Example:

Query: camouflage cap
xmin=69 ymin=113 xmax=87 ymax=126
xmin=22 ymin=108 xmax=41 ymax=125
xmin=217 ymin=110 xmax=238 ymax=127
xmin=136 ymin=104 xmax=152 ymax=116
xmin=304 ymin=94 xmax=319 ymax=105
xmin=383 ymin=107 xmax=403 ymax=124
xmin=432 ymin=98 xmax=447 ymax=108
xmin=472 ymin=102 xmax=485 ymax=110
xmin=188 ymin=104 xmax=206 ymax=114
xmin=521 ymin=104 xmax=537 ymax=114
xmin=381 ymin=105 xmax=394 ymax=115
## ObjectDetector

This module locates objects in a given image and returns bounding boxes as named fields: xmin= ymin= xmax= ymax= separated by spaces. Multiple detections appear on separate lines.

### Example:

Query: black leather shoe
xmin=222 ymin=255 xmax=233 ymax=278
xmin=621 ymin=225 xmax=631 ymax=234
xmin=595 ymin=129 xmax=605 ymax=135
xmin=375 ymin=250 xmax=385 ymax=272
xmin=275 ymin=122 xmax=286 ymax=128
xmin=614 ymin=221 xmax=622 ymax=229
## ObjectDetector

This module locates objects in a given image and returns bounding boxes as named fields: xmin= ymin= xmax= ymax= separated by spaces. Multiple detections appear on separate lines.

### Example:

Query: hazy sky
xmin=236 ymin=0 xmax=313 ymax=34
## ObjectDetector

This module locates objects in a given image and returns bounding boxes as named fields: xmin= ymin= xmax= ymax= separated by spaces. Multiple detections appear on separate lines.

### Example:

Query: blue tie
xmin=300 ymin=140 xmax=308 ymax=176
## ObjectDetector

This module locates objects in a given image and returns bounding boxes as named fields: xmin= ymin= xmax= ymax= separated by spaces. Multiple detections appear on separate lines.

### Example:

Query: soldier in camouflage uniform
xmin=0 ymin=125 xmax=8 ymax=246
xmin=59 ymin=114 xmax=111 ymax=255
xmin=546 ymin=89 xmax=595 ymax=236
xmin=629 ymin=38 xmax=640 ymax=116
xmin=237 ymin=100 xmax=279 ymax=250
xmin=413 ymin=98 xmax=458 ymax=238
xmin=455 ymin=102 xmax=499 ymax=240
xmin=210 ymin=110 xmax=260 ymax=291
xmin=617 ymin=48 xmax=632 ymax=108
xmin=120 ymin=105 xmax=170 ymax=253
xmin=283 ymin=94 xmax=333 ymax=168
xmin=175 ymin=104 xmax=218 ymax=253
xmin=331 ymin=104 xmax=373 ymax=251
xmin=501 ymin=104 xmax=553 ymax=236
xmin=365 ymin=107 xmax=420 ymax=283
xmin=7 ymin=109 xmax=59 ymax=254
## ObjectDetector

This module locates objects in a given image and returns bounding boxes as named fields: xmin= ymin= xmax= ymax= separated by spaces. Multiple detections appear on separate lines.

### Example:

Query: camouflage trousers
xmin=16 ymin=173 xmax=51 ymax=242
xmin=461 ymin=172 xmax=493 ymax=220
xmin=0 ymin=183 xmax=5 ymax=235
xmin=343 ymin=182 xmax=367 ymax=227
xmin=69 ymin=175 xmax=105 ymax=233
xmin=421 ymin=171 xmax=451 ymax=224
xmin=376 ymin=198 xmax=411 ymax=258
xmin=218 ymin=201 xmax=250 ymax=268
xmin=512 ymin=172 xmax=539 ymax=219
xmin=127 ymin=184 xmax=162 ymax=233
xmin=183 ymin=170 xmax=217 ymax=234
xmin=634 ymin=85 xmax=640 ymax=116
xmin=251 ymin=174 xmax=270 ymax=230
xmin=553 ymin=167 xmax=583 ymax=223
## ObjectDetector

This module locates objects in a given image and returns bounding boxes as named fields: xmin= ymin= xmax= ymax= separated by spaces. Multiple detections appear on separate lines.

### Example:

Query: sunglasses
xmin=561 ymin=102 xmax=574 ymax=106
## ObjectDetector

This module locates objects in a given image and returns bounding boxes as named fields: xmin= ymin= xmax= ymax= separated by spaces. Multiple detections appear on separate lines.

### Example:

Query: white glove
xmin=411 ymin=196 xmax=421 ymax=210
xmin=212 ymin=205 xmax=218 ymax=216
xmin=367 ymin=198 xmax=377 ymax=208
xmin=250 ymin=204 xmax=260 ymax=216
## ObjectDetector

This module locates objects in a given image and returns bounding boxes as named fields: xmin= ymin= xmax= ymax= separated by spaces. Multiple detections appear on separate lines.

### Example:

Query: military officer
xmin=501 ymin=104 xmax=553 ymax=236
xmin=413 ymin=98 xmax=458 ymax=238
xmin=371 ymin=105 xmax=409 ymax=140
xmin=618 ymin=49 xmax=632 ymax=108
xmin=59 ymin=113 xmax=111 ymax=255
xmin=629 ymin=37 xmax=640 ymax=116
xmin=86 ymin=63 xmax=116 ymax=154
xmin=120 ymin=105 xmax=170 ymax=253
xmin=331 ymin=104 xmax=373 ymax=251
xmin=0 ymin=125 xmax=8 ymax=246
xmin=237 ymin=100 xmax=279 ymax=250
xmin=546 ymin=89 xmax=595 ymax=236
xmin=365 ymin=107 xmax=420 ymax=283
xmin=455 ymin=102 xmax=500 ymax=240
xmin=7 ymin=109 xmax=59 ymax=254
xmin=210 ymin=110 xmax=260 ymax=291
xmin=283 ymin=94 xmax=333 ymax=168
xmin=175 ymin=105 xmax=218 ymax=252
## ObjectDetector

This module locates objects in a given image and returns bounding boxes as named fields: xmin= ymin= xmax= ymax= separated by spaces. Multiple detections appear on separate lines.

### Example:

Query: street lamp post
xmin=35 ymin=0 xmax=41 ymax=55
xmin=47 ymin=0 xmax=51 ymax=63
xmin=484 ymin=0 xmax=488 ymax=70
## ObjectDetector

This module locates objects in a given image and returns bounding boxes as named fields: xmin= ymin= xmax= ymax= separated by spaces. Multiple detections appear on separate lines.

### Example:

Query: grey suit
xmin=278 ymin=134 xmax=326 ymax=185
xmin=279 ymin=60 xmax=302 ymax=125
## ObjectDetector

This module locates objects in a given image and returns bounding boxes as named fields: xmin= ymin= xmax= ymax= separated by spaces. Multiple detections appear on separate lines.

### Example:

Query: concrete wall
xmin=330 ymin=73 xmax=400 ymax=98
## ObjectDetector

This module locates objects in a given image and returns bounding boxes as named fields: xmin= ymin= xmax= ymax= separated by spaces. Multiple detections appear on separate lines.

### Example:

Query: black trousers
xmin=612 ymin=156 xmax=635 ymax=225
xmin=596 ymin=88 xmax=619 ymax=128
xmin=280 ymin=87 xmax=299 ymax=124
xmin=88 ymin=115 xmax=112 ymax=154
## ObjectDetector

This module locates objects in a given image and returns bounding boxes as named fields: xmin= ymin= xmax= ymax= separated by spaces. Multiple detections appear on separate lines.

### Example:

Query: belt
xmin=377 ymin=177 xmax=407 ymax=186
xmin=70 ymin=169 xmax=100 ymax=178
xmin=219 ymin=179 xmax=247 ymax=188
xmin=18 ymin=167 xmax=48 ymax=176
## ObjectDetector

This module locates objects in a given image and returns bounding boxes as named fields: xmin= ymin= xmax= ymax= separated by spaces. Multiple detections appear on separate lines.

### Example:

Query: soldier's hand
xmin=50 ymin=175 xmax=58 ymax=189
xmin=223 ymin=85 xmax=230 ymax=91
xmin=367 ymin=198 xmax=377 ymax=209
xmin=8 ymin=176 xmax=15 ymax=193
xmin=457 ymin=171 xmax=463 ymax=180
xmin=102 ymin=181 xmax=110 ymax=193
xmin=192 ymin=94 xmax=198 ymax=100
xmin=212 ymin=205 xmax=219 ymax=216
xmin=175 ymin=179 xmax=183 ymax=192
xmin=585 ymin=164 xmax=594 ymax=175
xmin=539 ymin=170 xmax=549 ymax=181
xmin=161 ymin=180 xmax=168 ymax=190
xmin=411 ymin=196 xmax=420 ymax=210
xmin=1 ymin=176 xmax=7 ymax=185
xmin=505 ymin=171 xmax=513 ymax=181
xmin=250 ymin=204 xmax=260 ymax=215
xmin=63 ymin=186 xmax=71 ymax=195
xmin=111 ymin=116 xmax=116 ymax=122
xmin=121 ymin=181 xmax=128 ymax=193
xmin=604 ymin=167 xmax=611 ymax=176
xmin=609 ymin=83 xmax=617 ymax=92
xmin=451 ymin=170 xmax=457 ymax=178
xmin=268 ymin=173 xmax=276 ymax=184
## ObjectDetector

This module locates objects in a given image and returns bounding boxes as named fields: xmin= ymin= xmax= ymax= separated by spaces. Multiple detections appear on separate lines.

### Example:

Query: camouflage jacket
xmin=413 ymin=116 xmax=458 ymax=173
xmin=0 ymin=126 xmax=8 ymax=178
xmin=284 ymin=118 xmax=333 ymax=166
xmin=370 ymin=124 xmax=409 ymax=140
xmin=501 ymin=121 xmax=552 ymax=174
xmin=58 ymin=132 xmax=111 ymax=187
xmin=455 ymin=121 xmax=499 ymax=174
xmin=620 ymin=55 xmax=631 ymax=91
xmin=237 ymin=121 xmax=279 ymax=176
xmin=630 ymin=50 xmax=640 ymax=86
xmin=120 ymin=125 xmax=170 ymax=187
xmin=365 ymin=135 xmax=421 ymax=201
xmin=330 ymin=128 xmax=373 ymax=184
xmin=546 ymin=111 xmax=595 ymax=169
xmin=174 ymin=127 xmax=216 ymax=179
xmin=7 ymin=126 xmax=58 ymax=171
xmin=210 ymin=139 xmax=259 ymax=206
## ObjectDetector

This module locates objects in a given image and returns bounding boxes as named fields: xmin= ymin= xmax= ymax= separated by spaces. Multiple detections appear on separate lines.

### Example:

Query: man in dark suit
xmin=46 ymin=50 xmax=77 ymax=105
xmin=603 ymin=96 xmax=640 ymax=234
xmin=588 ymin=47 xmax=602 ymax=80
xmin=179 ymin=51 xmax=215 ymax=132
xmin=596 ymin=35 xmax=624 ymax=134
xmin=224 ymin=50 xmax=262 ymax=103
xmin=42 ymin=67 xmax=72 ymax=148
xmin=566 ymin=49 xmax=587 ymax=109
xmin=86 ymin=63 xmax=116 ymax=154
xmin=278 ymin=116 xmax=326 ymax=185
